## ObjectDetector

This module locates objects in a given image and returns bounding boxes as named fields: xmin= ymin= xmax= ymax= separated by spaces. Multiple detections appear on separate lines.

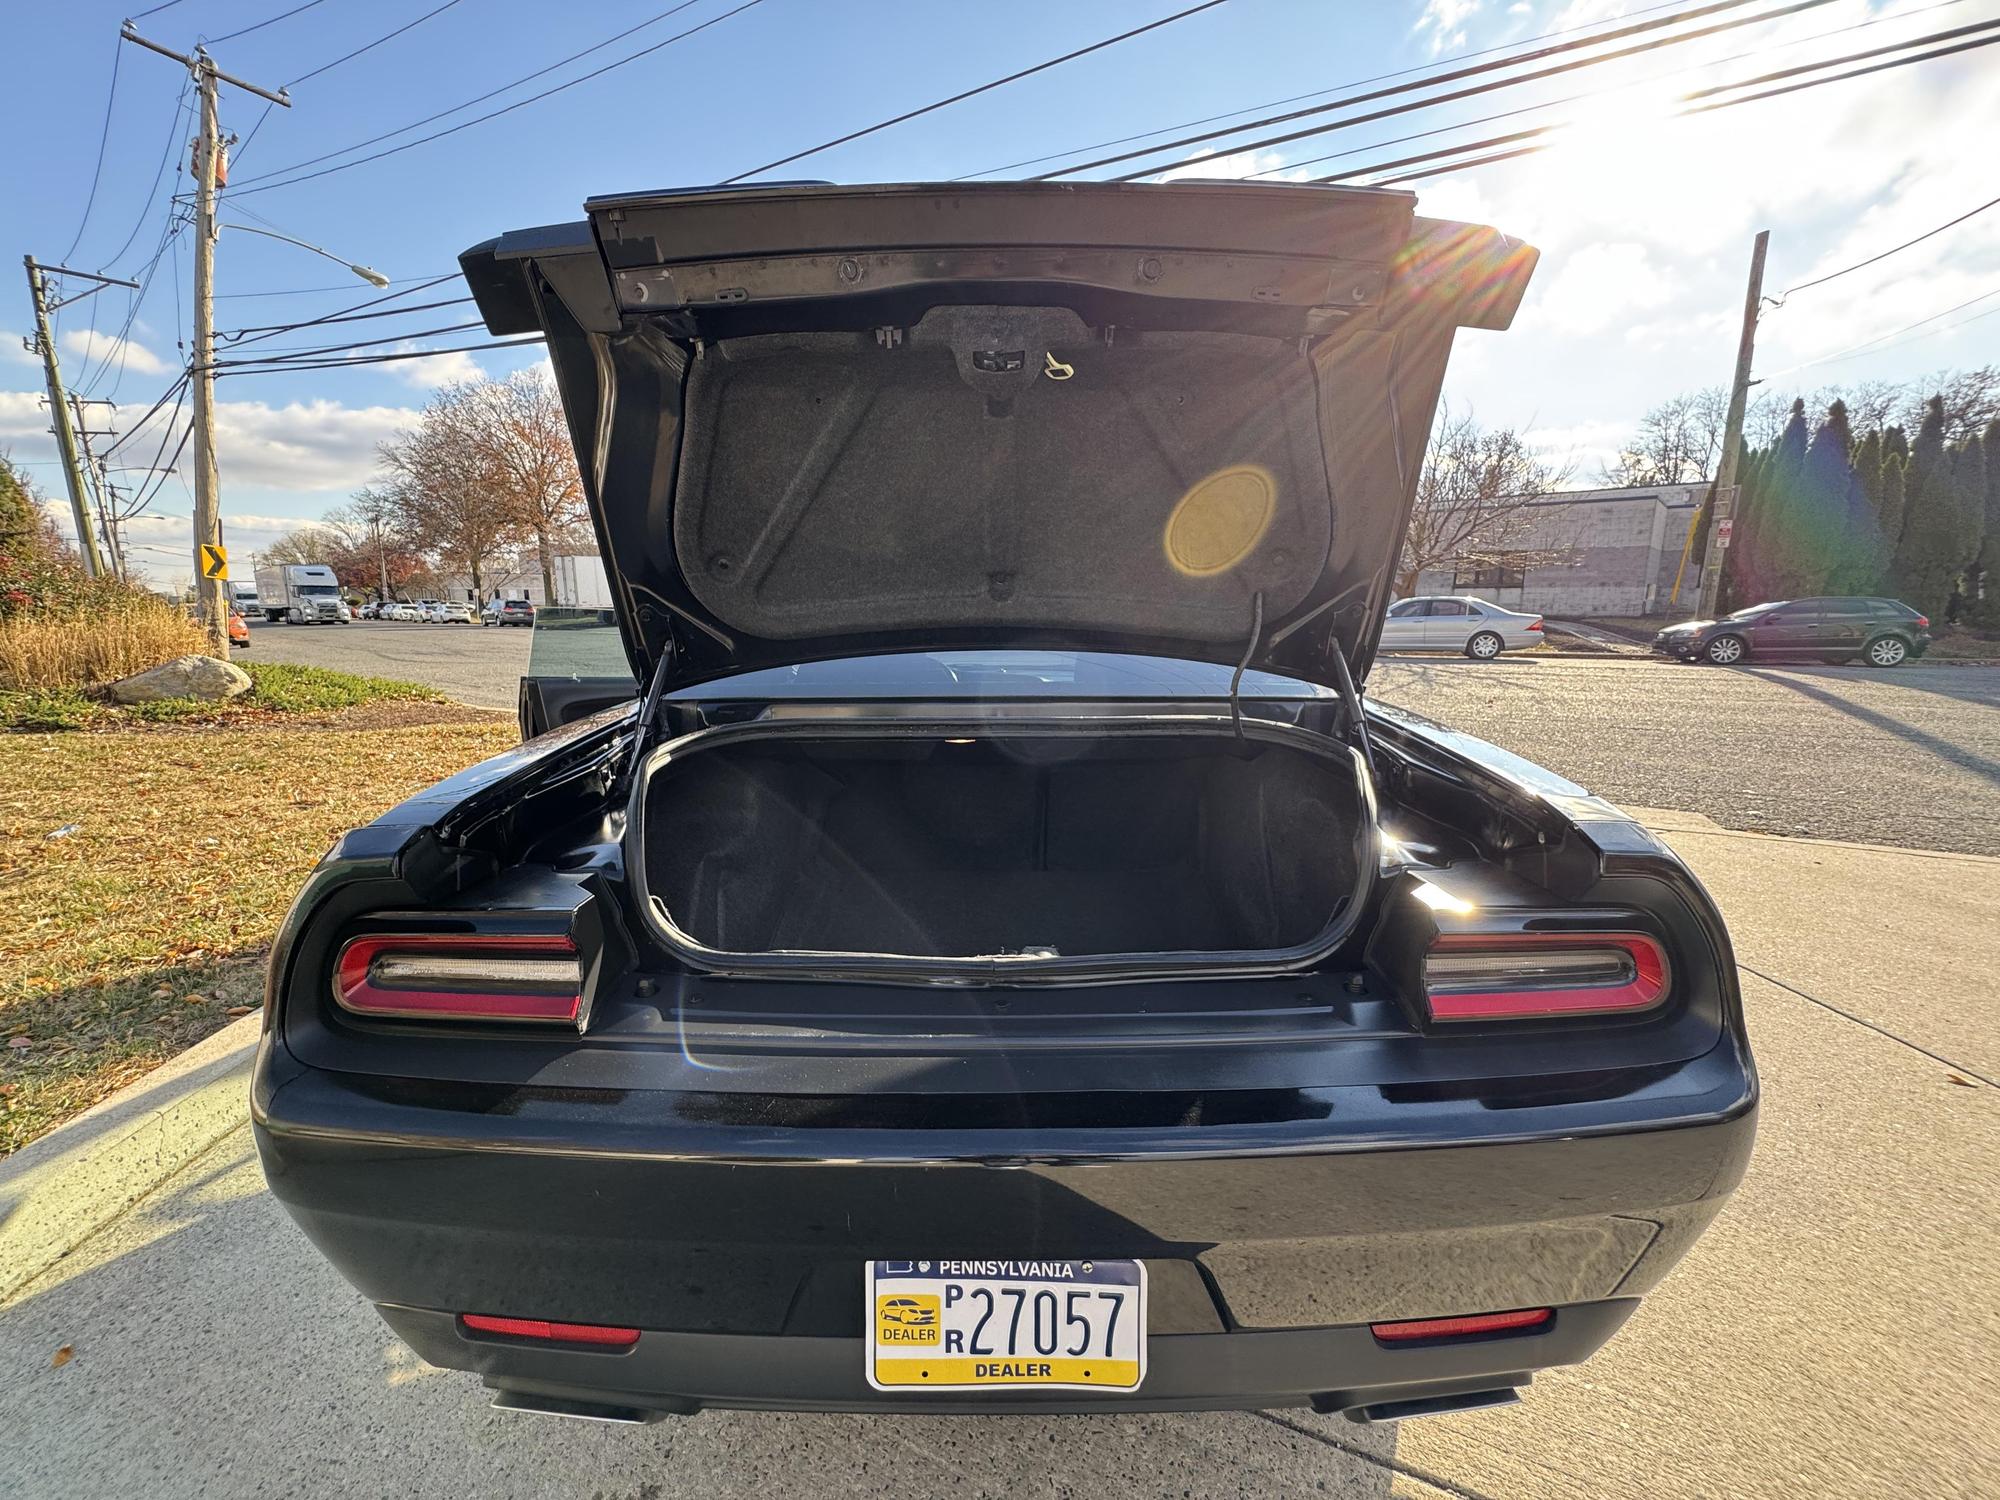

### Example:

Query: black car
xmin=1653 ymin=597 xmax=1931 ymax=667
xmin=252 ymin=181 xmax=1755 ymax=1425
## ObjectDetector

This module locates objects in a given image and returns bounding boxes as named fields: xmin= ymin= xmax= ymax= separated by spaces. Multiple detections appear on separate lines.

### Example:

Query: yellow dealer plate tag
xmin=865 ymin=1259 xmax=1146 ymax=1393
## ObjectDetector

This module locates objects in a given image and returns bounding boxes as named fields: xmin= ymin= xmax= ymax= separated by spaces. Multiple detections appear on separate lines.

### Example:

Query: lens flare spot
xmin=1164 ymin=465 xmax=1276 ymax=577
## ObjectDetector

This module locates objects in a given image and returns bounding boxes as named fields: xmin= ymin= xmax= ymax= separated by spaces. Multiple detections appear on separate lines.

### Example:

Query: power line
xmin=1779 ymin=193 xmax=2000 ymax=299
xmin=208 ymin=0 xmax=330 ymax=47
xmin=1249 ymin=0 xmax=1967 ymax=181
xmin=226 ymin=0 xmax=717 ymax=190
xmin=214 ymin=275 xmax=456 ymax=298
xmin=288 ymin=0 xmax=469 ymax=86
xmin=224 ymin=0 xmax=766 ymax=200
xmin=213 ymin=336 xmax=546 ymax=376
xmin=1770 ymin=288 xmax=2000 ymax=376
xmin=954 ymin=0 xmax=1693 ymax=181
xmin=1040 ymin=0 xmax=1807 ymax=180
xmin=1368 ymin=27 xmax=2000 ymax=185
xmin=719 ymin=0 xmax=1232 ymax=184
xmin=130 ymin=1 xmax=190 ymax=18
xmin=218 ymin=294 xmax=475 ymax=345
xmin=96 ymin=76 xmax=192 ymax=271
xmin=211 ymin=320 xmax=490 ymax=366
xmin=61 ymin=38 xmax=124 ymax=262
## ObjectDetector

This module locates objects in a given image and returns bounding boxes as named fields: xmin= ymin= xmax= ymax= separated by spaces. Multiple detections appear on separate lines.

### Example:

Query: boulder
xmin=106 ymin=654 xmax=252 ymax=704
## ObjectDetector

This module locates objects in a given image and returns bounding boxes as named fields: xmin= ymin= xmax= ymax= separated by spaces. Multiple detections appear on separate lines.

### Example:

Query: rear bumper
xmin=252 ymin=1034 xmax=1755 ymax=1415
xmin=375 ymin=1298 xmax=1640 ymax=1417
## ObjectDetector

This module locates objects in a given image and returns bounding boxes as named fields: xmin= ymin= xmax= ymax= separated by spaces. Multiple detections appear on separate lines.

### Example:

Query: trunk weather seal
xmin=622 ymin=711 xmax=1378 ymax=987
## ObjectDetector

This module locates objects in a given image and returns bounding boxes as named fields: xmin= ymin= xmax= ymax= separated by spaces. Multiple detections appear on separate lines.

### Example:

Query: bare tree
xmin=1399 ymin=404 xmax=1576 ymax=596
xmin=459 ymin=370 xmax=587 ymax=603
xmin=1602 ymin=388 xmax=1728 ymax=486
xmin=376 ymin=386 xmax=529 ymax=600
xmin=1902 ymin=365 xmax=2000 ymax=444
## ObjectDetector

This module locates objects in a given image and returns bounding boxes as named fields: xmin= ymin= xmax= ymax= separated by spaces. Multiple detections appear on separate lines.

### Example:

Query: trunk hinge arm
xmin=1323 ymin=628 xmax=1379 ymax=782
xmin=1228 ymin=592 xmax=1266 ymax=747
xmin=622 ymin=632 xmax=679 ymax=789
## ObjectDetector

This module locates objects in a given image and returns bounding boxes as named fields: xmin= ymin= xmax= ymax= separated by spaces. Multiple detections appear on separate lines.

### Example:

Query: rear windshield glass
xmin=525 ymin=609 xmax=1333 ymax=700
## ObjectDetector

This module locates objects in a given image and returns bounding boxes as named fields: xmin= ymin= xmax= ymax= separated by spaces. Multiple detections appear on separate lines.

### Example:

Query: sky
xmin=3 ymin=0 xmax=1996 ymax=589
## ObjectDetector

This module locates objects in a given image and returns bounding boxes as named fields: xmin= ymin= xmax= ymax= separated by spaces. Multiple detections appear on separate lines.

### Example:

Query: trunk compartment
xmin=630 ymin=722 xmax=1371 ymax=972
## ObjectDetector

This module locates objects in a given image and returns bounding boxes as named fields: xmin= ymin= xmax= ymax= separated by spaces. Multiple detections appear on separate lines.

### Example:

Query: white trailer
xmin=552 ymin=554 xmax=613 ymax=609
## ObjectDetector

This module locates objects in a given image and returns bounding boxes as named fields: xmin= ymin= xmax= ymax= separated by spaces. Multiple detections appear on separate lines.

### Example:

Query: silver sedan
xmin=1379 ymin=596 xmax=1546 ymax=658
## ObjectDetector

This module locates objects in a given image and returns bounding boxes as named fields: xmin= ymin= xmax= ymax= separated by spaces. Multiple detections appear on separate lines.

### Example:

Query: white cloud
xmin=1153 ymin=146 xmax=1302 ymax=184
xmin=1530 ymin=242 xmax=1674 ymax=336
xmin=211 ymin=397 xmax=419 ymax=491
xmin=387 ymin=342 xmax=486 ymax=388
xmin=60 ymin=329 xmax=169 ymax=376
xmin=1413 ymin=0 xmax=1482 ymax=55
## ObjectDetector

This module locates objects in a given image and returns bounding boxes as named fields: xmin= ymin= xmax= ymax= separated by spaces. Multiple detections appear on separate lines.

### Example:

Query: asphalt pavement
xmin=246 ymin=617 xmax=2000 ymax=854
xmin=5 ymin=811 xmax=1994 ymax=1499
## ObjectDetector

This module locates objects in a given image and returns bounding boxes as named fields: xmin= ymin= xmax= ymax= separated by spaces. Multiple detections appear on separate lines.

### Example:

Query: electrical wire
xmin=225 ymin=0 xmax=716 ymax=189
xmin=288 ymin=0 xmax=469 ymax=86
xmin=130 ymin=0 xmax=190 ymax=16
xmin=61 ymin=38 xmax=124 ymax=262
xmin=224 ymin=0 xmax=766 ymax=200
xmin=719 ymin=0 xmax=1231 ymax=184
xmin=1248 ymin=0 xmax=1967 ymax=181
xmin=214 ymin=276 xmax=456 ymax=298
xmin=1768 ymin=288 xmax=2000 ymax=376
xmin=218 ymin=295 xmax=475 ymax=344
xmin=213 ymin=336 xmax=546 ymax=375
xmin=1040 ymin=0 xmax=1809 ymax=180
xmin=96 ymin=76 xmax=192 ymax=272
xmin=1367 ymin=28 xmax=2000 ymax=184
xmin=1784 ymin=194 xmax=2000 ymax=296
xmin=955 ymin=0 xmax=1693 ymax=181
xmin=211 ymin=320 xmax=490 ymax=366
xmin=207 ymin=0 xmax=330 ymax=47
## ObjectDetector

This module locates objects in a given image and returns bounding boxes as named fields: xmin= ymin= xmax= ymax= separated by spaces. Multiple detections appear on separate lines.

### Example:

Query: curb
xmin=0 ymin=1013 xmax=262 ymax=1305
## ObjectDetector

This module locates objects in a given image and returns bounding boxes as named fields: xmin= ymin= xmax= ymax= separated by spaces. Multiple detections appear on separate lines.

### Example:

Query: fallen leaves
xmin=224 ymin=1006 xmax=255 ymax=1018
xmin=51 ymin=1345 xmax=73 ymax=1368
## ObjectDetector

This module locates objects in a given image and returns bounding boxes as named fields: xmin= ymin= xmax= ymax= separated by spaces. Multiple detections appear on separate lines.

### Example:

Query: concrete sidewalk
xmin=2 ymin=816 xmax=1994 ymax=1499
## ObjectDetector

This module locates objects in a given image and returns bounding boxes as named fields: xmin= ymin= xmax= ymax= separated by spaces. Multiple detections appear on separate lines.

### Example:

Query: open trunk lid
xmin=461 ymin=181 xmax=1536 ymax=689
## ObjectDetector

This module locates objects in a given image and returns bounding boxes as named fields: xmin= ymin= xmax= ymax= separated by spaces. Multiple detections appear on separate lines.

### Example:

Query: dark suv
xmin=1653 ymin=597 xmax=1931 ymax=667
xmin=483 ymin=598 xmax=536 ymax=627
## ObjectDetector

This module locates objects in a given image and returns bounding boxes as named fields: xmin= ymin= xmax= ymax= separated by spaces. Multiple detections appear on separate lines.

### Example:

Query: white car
xmin=440 ymin=600 xmax=476 ymax=624
xmin=387 ymin=602 xmax=422 ymax=622
xmin=415 ymin=599 xmax=448 ymax=623
xmin=1379 ymin=596 xmax=1545 ymax=659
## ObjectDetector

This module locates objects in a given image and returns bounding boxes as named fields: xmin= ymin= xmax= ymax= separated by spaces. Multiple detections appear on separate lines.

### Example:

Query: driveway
xmin=4 ymin=813 xmax=1995 ymax=1499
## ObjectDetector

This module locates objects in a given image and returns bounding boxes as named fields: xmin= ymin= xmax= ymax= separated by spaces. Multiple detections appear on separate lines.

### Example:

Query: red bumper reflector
xmin=1372 ymin=1308 xmax=1553 ymax=1342
xmin=460 ymin=1314 xmax=639 ymax=1347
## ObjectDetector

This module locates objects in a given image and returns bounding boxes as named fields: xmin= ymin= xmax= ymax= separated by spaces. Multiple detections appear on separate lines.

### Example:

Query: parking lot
xmin=239 ymin=617 xmax=2000 ymax=854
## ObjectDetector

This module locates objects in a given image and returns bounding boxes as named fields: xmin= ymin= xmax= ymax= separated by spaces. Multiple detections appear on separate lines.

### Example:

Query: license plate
xmin=866 ymin=1259 xmax=1147 ymax=1393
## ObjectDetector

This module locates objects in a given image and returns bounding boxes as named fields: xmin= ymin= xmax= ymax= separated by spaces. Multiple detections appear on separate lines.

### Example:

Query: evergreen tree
xmin=1883 ymin=424 xmax=1909 ymax=464
xmin=1720 ymin=442 xmax=1770 ymax=610
xmin=1853 ymin=429 xmax=1884 ymax=514
xmin=1756 ymin=399 xmax=1811 ymax=599
xmin=0 ymin=455 xmax=40 ymax=558
xmin=1973 ymin=419 xmax=2000 ymax=625
xmin=1950 ymin=434 xmax=1987 ymax=619
xmin=1893 ymin=397 xmax=1968 ymax=617
xmin=1801 ymin=401 xmax=1878 ymax=593
xmin=1874 ymin=454 xmax=1907 ymax=591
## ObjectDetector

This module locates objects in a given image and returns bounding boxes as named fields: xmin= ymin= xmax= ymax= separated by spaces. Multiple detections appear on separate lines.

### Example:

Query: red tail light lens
xmin=460 ymin=1314 xmax=639 ymax=1347
xmin=1424 ymin=932 xmax=1668 ymax=1021
xmin=1527 ymin=618 xmax=1544 ymax=631
xmin=1372 ymin=1308 xmax=1553 ymax=1343
xmin=333 ymin=933 xmax=582 ymax=1023
xmin=1914 ymin=614 xmax=1929 ymax=628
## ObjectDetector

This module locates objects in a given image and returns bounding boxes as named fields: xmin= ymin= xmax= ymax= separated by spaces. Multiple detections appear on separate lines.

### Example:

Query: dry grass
xmin=0 ymin=593 xmax=208 ymax=691
xmin=0 ymin=710 xmax=517 ymax=1153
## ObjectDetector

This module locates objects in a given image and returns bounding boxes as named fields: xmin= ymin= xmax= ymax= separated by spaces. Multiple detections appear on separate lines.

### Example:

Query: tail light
xmin=1527 ymin=618 xmax=1544 ymax=631
xmin=1372 ymin=1308 xmax=1552 ymax=1344
xmin=1914 ymin=614 xmax=1929 ymax=628
xmin=1424 ymin=932 xmax=1668 ymax=1021
xmin=333 ymin=933 xmax=582 ymax=1023
xmin=460 ymin=1314 xmax=639 ymax=1348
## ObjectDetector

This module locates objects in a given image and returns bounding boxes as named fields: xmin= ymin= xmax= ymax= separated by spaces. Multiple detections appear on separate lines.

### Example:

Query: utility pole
xmin=69 ymin=395 xmax=122 ymax=581
xmin=123 ymin=24 xmax=290 ymax=656
xmin=1696 ymin=229 xmax=1769 ymax=618
xmin=21 ymin=257 xmax=130 ymax=578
